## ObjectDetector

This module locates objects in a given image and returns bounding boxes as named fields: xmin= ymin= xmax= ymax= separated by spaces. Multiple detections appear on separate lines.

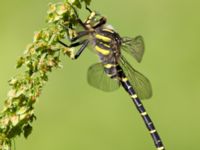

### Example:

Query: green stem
xmin=0 ymin=0 xmax=91 ymax=149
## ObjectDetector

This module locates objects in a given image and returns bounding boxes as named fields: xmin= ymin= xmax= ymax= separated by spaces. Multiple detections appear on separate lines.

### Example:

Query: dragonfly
xmin=58 ymin=4 xmax=165 ymax=150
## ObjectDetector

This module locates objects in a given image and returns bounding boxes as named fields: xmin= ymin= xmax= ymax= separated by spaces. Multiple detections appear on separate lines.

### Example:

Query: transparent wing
xmin=121 ymin=36 xmax=145 ymax=63
xmin=87 ymin=63 xmax=120 ymax=92
xmin=119 ymin=56 xmax=152 ymax=99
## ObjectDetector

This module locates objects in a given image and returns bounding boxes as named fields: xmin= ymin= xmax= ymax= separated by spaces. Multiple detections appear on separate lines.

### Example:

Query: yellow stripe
xmin=122 ymin=77 xmax=128 ymax=82
xmin=157 ymin=147 xmax=165 ymax=150
xmin=150 ymin=130 xmax=156 ymax=134
xmin=131 ymin=94 xmax=137 ymax=99
xmin=107 ymin=74 xmax=113 ymax=77
xmin=103 ymin=43 xmax=111 ymax=48
xmin=104 ymin=64 xmax=115 ymax=68
xmin=95 ymin=46 xmax=110 ymax=55
xmin=95 ymin=34 xmax=111 ymax=42
xmin=102 ymin=28 xmax=114 ymax=33
xmin=141 ymin=112 xmax=147 ymax=116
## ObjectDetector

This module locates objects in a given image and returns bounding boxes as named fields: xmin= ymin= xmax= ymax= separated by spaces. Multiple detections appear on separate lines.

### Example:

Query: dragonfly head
xmin=86 ymin=11 xmax=107 ymax=28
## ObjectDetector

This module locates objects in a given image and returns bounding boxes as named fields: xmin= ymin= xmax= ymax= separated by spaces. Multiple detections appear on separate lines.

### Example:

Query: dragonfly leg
xmin=67 ymin=2 xmax=88 ymax=30
xmin=58 ymin=40 xmax=89 ymax=59
xmin=59 ymin=23 xmax=89 ymax=42
xmin=74 ymin=40 xmax=89 ymax=59
xmin=85 ymin=5 xmax=92 ymax=13
xmin=93 ymin=17 xmax=107 ymax=29
xmin=69 ymin=31 xmax=89 ymax=42
xmin=58 ymin=40 xmax=85 ymax=48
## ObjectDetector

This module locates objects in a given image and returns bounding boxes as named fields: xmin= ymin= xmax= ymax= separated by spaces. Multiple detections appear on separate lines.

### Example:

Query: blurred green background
xmin=0 ymin=0 xmax=200 ymax=150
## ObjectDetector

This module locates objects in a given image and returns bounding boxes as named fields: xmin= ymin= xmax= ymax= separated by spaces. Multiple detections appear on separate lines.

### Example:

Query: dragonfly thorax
xmin=92 ymin=26 xmax=122 ymax=64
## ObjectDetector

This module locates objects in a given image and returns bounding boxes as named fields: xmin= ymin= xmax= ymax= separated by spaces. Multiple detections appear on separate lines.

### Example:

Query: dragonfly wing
xmin=87 ymin=63 xmax=120 ymax=92
xmin=119 ymin=56 xmax=152 ymax=99
xmin=121 ymin=36 xmax=145 ymax=63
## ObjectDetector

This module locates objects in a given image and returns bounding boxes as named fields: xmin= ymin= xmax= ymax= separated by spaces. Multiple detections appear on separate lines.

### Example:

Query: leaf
xmin=7 ymin=125 xmax=23 ymax=138
xmin=16 ymin=57 xmax=25 ymax=68
xmin=23 ymin=124 xmax=33 ymax=139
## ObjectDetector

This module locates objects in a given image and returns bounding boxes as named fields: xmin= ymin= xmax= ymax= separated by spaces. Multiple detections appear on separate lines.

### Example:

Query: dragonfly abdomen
xmin=118 ymin=67 xmax=165 ymax=150
xmin=103 ymin=63 xmax=119 ymax=79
